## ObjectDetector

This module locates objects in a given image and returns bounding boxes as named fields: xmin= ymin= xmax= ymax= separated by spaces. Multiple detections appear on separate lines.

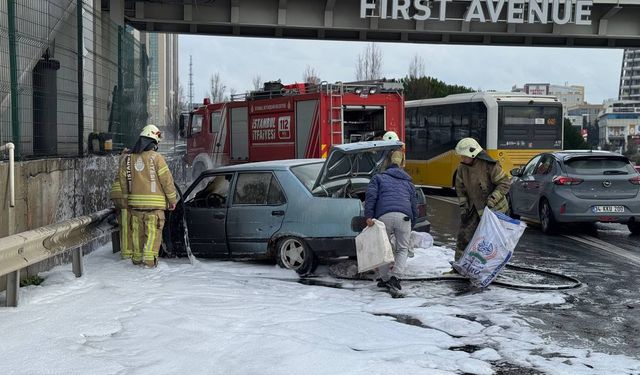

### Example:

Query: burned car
xmin=163 ymin=141 xmax=430 ymax=275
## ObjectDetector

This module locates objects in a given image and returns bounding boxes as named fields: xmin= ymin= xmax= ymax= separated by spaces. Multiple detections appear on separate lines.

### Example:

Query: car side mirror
xmin=510 ymin=167 xmax=523 ymax=177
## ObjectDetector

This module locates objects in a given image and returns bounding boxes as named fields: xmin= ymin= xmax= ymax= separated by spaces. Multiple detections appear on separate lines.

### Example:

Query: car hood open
xmin=312 ymin=140 xmax=404 ymax=192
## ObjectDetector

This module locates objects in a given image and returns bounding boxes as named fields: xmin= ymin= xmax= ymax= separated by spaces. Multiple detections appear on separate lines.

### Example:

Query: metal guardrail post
xmin=72 ymin=248 xmax=84 ymax=277
xmin=6 ymin=270 xmax=19 ymax=307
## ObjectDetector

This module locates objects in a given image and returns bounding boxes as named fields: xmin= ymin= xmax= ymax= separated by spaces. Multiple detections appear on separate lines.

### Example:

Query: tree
xmin=563 ymin=118 xmax=590 ymax=150
xmin=252 ymin=75 xmax=263 ymax=91
xmin=408 ymin=54 xmax=425 ymax=79
xmin=303 ymin=65 xmax=321 ymax=85
xmin=209 ymin=73 xmax=226 ymax=102
xmin=401 ymin=75 xmax=474 ymax=100
xmin=355 ymin=43 xmax=383 ymax=81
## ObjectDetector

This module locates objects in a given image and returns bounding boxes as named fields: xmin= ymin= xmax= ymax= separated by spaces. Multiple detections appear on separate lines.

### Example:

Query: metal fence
xmin=0 ymin=0 xmax=149 ymax=160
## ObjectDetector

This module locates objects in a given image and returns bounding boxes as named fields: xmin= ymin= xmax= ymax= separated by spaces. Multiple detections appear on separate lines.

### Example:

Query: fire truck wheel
xmin=276 ymin=237 xmax=318 ymax=276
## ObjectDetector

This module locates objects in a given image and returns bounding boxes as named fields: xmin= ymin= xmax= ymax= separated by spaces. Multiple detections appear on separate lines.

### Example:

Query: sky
xmin=179 ymin=35 xmax=624 ymax=105
xmin=2 ymin=243 xmax=640 ymax=374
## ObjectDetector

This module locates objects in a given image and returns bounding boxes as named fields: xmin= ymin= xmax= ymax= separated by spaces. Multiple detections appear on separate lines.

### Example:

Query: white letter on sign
xmin=435 ymin=0 xmax=451 ymax=21
xmin=486 ymin=0 xmax=506 ymax=23
xmin=551 ymin=0 xmax=571 ymax=25
xmin=507 ymin=0 xmax=525 ymax=23
xmin=575 ymin=0 xmax=593 ymax=25
xmin=392 ymin=0 xmax=411 ymax=19
xmin=413 ymin=0 xmax=431 ymax=21
xmin=528 ymin=0 xmax=549 ymax=24
xmin=465 ymin=0 xmax=486 ymax=22
xmin=360 ymin=0 xmax=376 ymax=18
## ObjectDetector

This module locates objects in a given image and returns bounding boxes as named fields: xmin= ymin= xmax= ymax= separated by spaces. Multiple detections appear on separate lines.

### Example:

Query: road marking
xmin=427 ymin=195 xmax=459 ymax=205
xmin=563 ymin=234 xmax=640 ymax=266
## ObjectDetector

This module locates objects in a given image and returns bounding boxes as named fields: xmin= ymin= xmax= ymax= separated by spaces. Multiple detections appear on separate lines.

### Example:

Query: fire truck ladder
xmin=328 ymin=83 xmax=344 ymax=147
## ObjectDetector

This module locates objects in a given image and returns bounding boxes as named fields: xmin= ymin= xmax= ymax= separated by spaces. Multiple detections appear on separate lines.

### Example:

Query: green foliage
xmin=20 ymin=275 xmax=44 ymax=287
xmin=401 ymin=75 xmax=474 ymax=101
xmin=563 ymin=118 xmax=590 ymax=150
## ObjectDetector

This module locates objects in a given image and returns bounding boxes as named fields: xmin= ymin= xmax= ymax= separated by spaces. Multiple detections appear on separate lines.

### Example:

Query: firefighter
xmin=120 ymin=125 xmax=178 ymax=268
xmin=109 ymin=150 xmax=132 ymax=259
xmin=452 ymin=138 xmax=511 ymax=266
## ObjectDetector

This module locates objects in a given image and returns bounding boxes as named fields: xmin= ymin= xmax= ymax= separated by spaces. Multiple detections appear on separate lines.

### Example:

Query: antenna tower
xmin=188 ymin=55 xmax=194 ymax=109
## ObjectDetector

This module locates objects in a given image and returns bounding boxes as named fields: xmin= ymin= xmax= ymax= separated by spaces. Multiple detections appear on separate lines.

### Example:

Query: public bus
xmin=404 ymin=92 xmax=563 ymax=188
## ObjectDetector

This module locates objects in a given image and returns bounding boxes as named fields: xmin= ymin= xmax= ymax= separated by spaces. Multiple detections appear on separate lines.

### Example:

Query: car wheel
xmin=276 ymin=237 xmax=318 ymax=276
xmin=628 ymin=221 xmax=640 ymax=235
xmin=539 ymin=199 xmax=557 ymax=234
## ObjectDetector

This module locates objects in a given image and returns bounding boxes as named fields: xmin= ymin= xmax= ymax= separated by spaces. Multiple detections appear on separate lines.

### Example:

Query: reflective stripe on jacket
xmin=110 ymin=154 xmax=128 ymax=209
xmin=119 ymin=151 xmax=178 ymax=209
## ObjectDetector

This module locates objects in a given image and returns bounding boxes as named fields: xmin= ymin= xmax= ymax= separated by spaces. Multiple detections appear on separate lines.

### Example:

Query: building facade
xmin=597 ymin=101 xmax=640 ymax=152
xmin=619 ymin=49 xmax=640 ymax=101
xmin=141 ymin=32 xmax=179 ymax=149
xmin=512 ymin=83 xmax=585 ymax=117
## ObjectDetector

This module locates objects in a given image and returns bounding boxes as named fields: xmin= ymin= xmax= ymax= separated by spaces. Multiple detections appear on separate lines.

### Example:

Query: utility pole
xmin=189 ymin=55 xmax=194 ymax=110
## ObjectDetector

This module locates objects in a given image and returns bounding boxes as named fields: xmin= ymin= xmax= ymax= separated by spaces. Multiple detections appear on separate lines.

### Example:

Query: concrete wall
xmin=0 ymin=153 xmax=189 ymax=293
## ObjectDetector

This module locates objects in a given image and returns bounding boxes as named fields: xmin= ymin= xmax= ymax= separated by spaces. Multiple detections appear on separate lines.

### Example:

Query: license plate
xmin=592 ymin=206 xmax=624 ymax=213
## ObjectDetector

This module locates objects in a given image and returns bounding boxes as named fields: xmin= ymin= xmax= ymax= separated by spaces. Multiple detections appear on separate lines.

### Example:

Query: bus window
xmin=499 ymin=105 xmax=562 ymax=149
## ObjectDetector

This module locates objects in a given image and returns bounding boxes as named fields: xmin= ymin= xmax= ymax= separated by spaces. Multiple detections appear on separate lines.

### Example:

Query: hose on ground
xmin=329 ymin=263 xmax=582 ymax=291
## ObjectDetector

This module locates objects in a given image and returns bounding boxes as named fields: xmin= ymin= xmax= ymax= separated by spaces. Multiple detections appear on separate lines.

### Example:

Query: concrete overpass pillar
xmin=109 ymin=0 xmax=124 ymax=27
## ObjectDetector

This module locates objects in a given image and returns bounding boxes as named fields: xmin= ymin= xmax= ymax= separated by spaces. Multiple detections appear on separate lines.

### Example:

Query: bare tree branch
xmin=408 ymin=54 xmax=425 ymax=79
xmin=355 ymin=43 xmax=383 ymax=81
xmin=303 ymin=65 xmax=321 ymax=85
xmin=252 ymin=75 xmax=263 ymax=91
xmin=209 ymin=73 xmax=227 ymax=102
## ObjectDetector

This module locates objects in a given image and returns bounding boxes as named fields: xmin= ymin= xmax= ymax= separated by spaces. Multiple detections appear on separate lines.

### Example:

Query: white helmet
xmin=455 ymin=138 xmax=483 ymax=158
xmin=383 ymin=131 xmax=400 ymax=141
xmin=140 ymin=124 xmax=162 ymax=143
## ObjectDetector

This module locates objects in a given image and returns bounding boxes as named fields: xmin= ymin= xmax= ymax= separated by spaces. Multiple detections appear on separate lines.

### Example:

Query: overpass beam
xmin=324 ymin=0 xmax=336 ymax=28
xmin=231 ymin=0 xmax=240 ymax=23
xmin=598 ymin=6 xmax=622 ymax=36
xmin=109 ymin=0 xmax=124 ymax=27
xmin=278 ymin=0 xmax=287 ymax=26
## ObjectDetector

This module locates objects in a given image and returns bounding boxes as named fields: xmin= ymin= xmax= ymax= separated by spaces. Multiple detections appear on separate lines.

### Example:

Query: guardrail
xmin=0 ymin=209 xmax=116 ymax=307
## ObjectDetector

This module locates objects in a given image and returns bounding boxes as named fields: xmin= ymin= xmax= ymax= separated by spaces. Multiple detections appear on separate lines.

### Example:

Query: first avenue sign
xmin=360 ymin=0 xmax=593 ymax=26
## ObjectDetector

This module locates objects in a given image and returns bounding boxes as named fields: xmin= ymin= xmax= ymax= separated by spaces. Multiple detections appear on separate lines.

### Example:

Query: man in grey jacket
xmin=364 ymin=150 xmax=418 ymax=296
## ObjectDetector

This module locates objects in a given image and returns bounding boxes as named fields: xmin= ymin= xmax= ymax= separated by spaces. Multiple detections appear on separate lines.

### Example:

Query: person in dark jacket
xmin=364 ymin=150 xmax=418 ymax=295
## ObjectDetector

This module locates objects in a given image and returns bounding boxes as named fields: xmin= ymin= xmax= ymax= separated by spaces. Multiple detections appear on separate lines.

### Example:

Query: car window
xmin=234 ymin=173 xmax=286 ymax=205
xmin=565 ymin=157 xmax=635 ymax=175
xmin=522 ymin=155 xmax=542 ymax=176
xmin=534 ymin=155 xmax=554 ymax=175
xmin=186 ymin=173 xmax=233 ymax=208
xmin=291 ymin=162 xmax=323 ymax=192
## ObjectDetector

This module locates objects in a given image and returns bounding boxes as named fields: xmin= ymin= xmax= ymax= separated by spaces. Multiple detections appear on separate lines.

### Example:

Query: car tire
xmin=539 ymin=198 xmax=557 ymax=234
xmin=628 ymin=221 xmax=640 ymax=235
xmin=276 ymin=237 xmax=318 ymax=276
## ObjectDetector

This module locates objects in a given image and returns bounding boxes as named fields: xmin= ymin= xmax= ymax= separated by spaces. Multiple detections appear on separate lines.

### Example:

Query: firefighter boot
xmin=144 ymin=257 xmax=158 ymax=268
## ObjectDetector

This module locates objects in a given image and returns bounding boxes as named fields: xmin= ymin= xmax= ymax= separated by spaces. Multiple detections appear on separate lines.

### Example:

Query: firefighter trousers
xmin=117 ymin=208 xmax=133 ymax=259
xmin=455 ymin=210 xmax=481 ymax=262
xmin=130 ymin=209 xmax=165 ymax=266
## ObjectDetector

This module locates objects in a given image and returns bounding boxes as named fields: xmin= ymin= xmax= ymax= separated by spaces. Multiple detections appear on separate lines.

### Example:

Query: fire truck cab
xmin=182 ymin=81 xmax=405 ymax=179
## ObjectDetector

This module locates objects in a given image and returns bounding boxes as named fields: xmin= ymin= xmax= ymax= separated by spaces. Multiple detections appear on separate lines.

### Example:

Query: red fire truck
xmin=181 ymin=81 xmax=405 ymax=179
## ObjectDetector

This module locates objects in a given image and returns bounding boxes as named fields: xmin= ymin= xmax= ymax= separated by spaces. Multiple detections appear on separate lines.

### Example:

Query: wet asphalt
xmin=423 ymin=189 xmax=640 ymax=360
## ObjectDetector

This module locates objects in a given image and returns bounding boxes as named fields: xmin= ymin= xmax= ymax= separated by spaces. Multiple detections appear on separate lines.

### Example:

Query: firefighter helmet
xmin=140 ymin=124 xmax=163 ymax=143
xmin=383 ymin=131 xmax=400 ymax=141
xmin=455 ymin=138 xmax=483 ymax=158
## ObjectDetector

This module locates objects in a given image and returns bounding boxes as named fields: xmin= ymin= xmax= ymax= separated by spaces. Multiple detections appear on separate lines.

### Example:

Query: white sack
xmin=453 ymin=207 xmax=527 ymax=288
xmin=410 ymin=231 xmax=433 ymax=249
xmin=355 ymin=219 xmax=395 ymax=273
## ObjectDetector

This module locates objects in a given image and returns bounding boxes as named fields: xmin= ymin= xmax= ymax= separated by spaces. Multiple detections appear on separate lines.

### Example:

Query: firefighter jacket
xmin=455 ymin=151 xmax=511 ymax=217
xmin=109 ymin=154 xmax=129 ymax=210
xmin=119 ymin=151 xmax=178 ymax=210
